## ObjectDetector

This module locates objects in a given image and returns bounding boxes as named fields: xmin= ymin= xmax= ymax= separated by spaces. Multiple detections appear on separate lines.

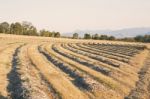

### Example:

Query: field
xmin=0 ymin=34 xmax=150 ymax=99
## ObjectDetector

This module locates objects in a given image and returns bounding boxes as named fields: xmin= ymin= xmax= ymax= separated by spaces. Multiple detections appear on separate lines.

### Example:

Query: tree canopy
xmin=84 ymin=33 xmax=92 ymax=39
xmin=0 ymin=21 xmax=61 ymax=37
xmin=134 ymin=35 xmax=150 ymax=42
xmin=0 ymin=22 xmax=9 ymax=33
xmin=72 ymin=33 xmax=79 ymax=39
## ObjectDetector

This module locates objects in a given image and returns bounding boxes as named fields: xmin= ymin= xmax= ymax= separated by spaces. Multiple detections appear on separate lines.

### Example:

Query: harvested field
xmin=0 ymin=34 xmax=150 ymax=99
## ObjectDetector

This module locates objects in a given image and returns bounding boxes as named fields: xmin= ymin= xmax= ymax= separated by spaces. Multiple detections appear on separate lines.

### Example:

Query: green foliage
xmin=144 ymin=35 xmax=150 ymax=42
xmin=92 ymin=34 xmax=99 ymax=40
xmin=5 ymin=21 xmax=38 ymax=36
xmin=84 ymin=33 xmax=116 ymax=40
xmin=40 ymin=30 xmax=61 ymax=37
xmin=54 ymin=32 xmax=61 ymax=38
xmin=22 ymin=21 xmax=36 ymax=35
xmin=134 ymin=35 xmax=144 ymax=42
xmin=134 ymin=35 xmax=150 ymax=42
xmin=14 ymin=22 xmax=23 ymax=35
xmin=84 ymin=33 xmax=91 ymax=39
xmin=29 ymin=26 xmax=38 ymax=36
xmin=99 ymin=35 xmax=108 ymax=40
xmin=0 ymin=22 xmax=9 ymax=33
xmin=108 ymin=36 xmax=115 ymax=40
xmin=0 ymin=21 xmax=61 ymax=37
xmin=72 ymin=33 xmax=79 ymax=39
xmin=40 ymin=29 xmax=52 ymax=37
xmin=116 ymin=35 xmax=150 ymax=43
xmin=10 ymin=23 xmax=15 ymax=34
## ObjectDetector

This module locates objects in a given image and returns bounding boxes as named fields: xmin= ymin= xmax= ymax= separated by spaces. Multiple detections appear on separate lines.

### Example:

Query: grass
xmin=0 ymin=34 xmax=149 ymax=99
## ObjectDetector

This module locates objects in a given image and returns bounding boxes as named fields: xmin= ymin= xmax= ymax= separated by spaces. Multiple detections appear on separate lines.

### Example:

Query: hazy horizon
xmin=0 ymin=0 xmax=150 ymax=33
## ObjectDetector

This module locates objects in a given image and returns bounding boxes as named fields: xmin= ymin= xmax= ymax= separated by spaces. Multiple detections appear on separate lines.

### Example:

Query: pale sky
xmin=0 ymin=0 xmax=150 ymax=33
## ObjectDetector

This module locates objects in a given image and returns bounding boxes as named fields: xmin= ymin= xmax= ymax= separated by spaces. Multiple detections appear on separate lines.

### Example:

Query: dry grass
xmin=28 ymin=44 xmax=87 ymax=99
xmin=0 ymin=44 xmax=22 ymax=97
xmin=0 ymin=34 xmax=149 ymax=99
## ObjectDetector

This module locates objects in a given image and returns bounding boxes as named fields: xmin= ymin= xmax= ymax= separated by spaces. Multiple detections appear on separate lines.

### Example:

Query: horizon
xmin=0 ymin=0 xmax=150 ymax=33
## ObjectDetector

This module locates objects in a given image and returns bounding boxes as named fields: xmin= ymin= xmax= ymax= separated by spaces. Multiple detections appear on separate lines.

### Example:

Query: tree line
xmin=134 ymin=35 xmax=150 ymax=42
xmin=72 ymin=33 xmax=150 ymax=43
xmin=0 ymin=21 xmax=61 ymax=37
xmin=1 ymin=21 xmax=150 ymax=43
xmin=116 ymin=35 xmax=150 ymax=43
xmin=72 ymin=33 xmax=115 ymax=40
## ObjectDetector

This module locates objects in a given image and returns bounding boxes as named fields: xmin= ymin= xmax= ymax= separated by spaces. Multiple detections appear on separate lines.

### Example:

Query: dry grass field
xmin=0 ymin=34 xmax=150 ymax=99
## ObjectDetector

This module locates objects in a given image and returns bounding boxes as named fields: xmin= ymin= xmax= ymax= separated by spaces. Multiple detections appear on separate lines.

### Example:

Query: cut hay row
xmin=67 ymin=43 xmax=121 ymax=68
xmin=52 ymin=43 xmax=140 ymax=90
xmin=42 ymin=43 xmax=125 ymax=98
xmin=86 ymin=43 xmax=140 ymax=53
xmin=78 ymin=43 xmax=130 ymax=61
xmin=88 ymin=43 xmax=145 ymax=50
xmin=61 ymin=44 xmax=150 ymax=97
xmin=85 ymin=43 xmax=147 ymax=74
xmin=83 ymin=44 xmax=132 ymax=60
xmin=68 ymin=43 xmax=137 ymax=72
xmin=61 ymin=43 xmax=136 ymax=76
xmin=61 ymin=43 xmax=129 ymax=73
xmin=85 ymin=43 xmax=143 ymax=56
xmin=19 ymin=44 xmax=58 ymax=99
xmin=39 ymin=45 xmax=110 ymax=98
xmin=83 ymin=43 xmax=138 ymax=58
xmin=126 ymin=50 xmax=150 ymax=99
xmin=0 ymin=34 xmax=149 ymax=99
xmin=43 ymin=43 xmax=133 ymax=96
xmin=67 ymin=43 xmax=140 ymax=75
xmin=28 ymin=44 xmax=87 ymax=99
xmin=52 ymin=44 xmax=110 ymax=75
xmin=0 ymin=43 xmax=23 ymax=98
xmin=75 ymin=43 xmax=130 ymax=63
xmin=74 ymin=43 xmax=145 ymax=74
xmin=7 ymin=44 xmax=27 ymax=99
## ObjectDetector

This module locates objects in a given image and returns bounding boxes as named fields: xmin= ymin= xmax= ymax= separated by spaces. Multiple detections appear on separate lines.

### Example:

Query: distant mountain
xmin=62 ymin=27 xmax=150 ymax=38
xmin=146 ymin=32 xmax=150 ymax=35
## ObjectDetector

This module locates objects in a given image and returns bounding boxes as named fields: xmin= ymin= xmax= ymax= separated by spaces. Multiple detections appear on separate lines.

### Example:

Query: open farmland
xmin=0 ymin=34 xmax=150 ymax=99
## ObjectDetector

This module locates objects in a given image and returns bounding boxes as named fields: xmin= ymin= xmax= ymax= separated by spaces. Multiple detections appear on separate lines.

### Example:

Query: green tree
xmin=84 ymin=33 xmax=91 ymax=39
xmin=0 ymin=22 xmax=9 ymax=33
xmin=0 ymin=25 xmax=3 ymax=33
xmin=10 ymin=23 xmax=15 ymax=34
xmin=0 ymin=21 xmax=61 ymax=37
xmin=143 ymin=35 xmax=150 ymax=42
xmin=99 ymin=35 xmax=108 ymax=40
xmin=134 ymin=35 xmax=144 ymax=42
xmin=22 ymin=21 xmax=31 ymax=35
xmin=14 ymin=22 xmax=23 ymax=35
xmin=22 ymin=21 xmax=38 ymax=35
xmin=73 ymin=33 xmax=79 ymax=39
xmin=40 ymin=29 xmax=51 ymax=37
xmin=28 ymin=26 xmax=38 ymax=36
xmin=108 ymin=36 xmax=115 ymax=40
xmin=92 ymin=34 xmax=99 ymax=40
xmin=51 ymin=31 xmax=56 ymax=37
xmin=54 ymin=32 xmax=61 ymax=37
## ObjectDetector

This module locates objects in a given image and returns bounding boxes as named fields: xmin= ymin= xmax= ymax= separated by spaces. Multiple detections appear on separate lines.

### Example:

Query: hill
xmin=63 ymin=27 xmax=150 ymax=38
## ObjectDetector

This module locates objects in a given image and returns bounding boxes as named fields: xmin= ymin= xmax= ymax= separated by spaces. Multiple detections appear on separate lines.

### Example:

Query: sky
xmin=0 ymin=0 xmax=150 ymax=33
